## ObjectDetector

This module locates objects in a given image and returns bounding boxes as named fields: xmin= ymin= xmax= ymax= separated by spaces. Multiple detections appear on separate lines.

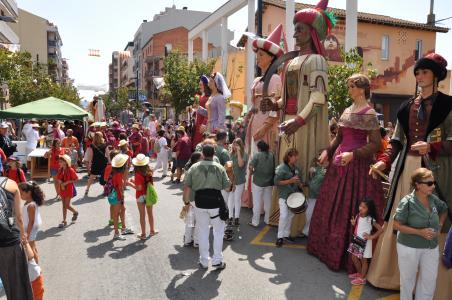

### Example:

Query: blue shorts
xmin=50 ymin=168 xmax=58 ymax=176
xmin=137 ymin=195 xmax=146 ymax=203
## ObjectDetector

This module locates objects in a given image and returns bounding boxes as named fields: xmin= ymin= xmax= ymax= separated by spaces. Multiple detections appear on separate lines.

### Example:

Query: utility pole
xmin=427 ymin=0 xmax=435 ymax=24
xmin=136 ymin=68 xmax=139 ymax=115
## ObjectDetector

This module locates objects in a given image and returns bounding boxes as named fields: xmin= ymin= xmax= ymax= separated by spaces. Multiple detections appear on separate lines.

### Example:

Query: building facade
xmin=10 ymin=8 xmax=66 ymax=83
xmin=0 ymin=0 xmax=19 ymax=48
xmin=131 ymin=5 xmax=233 ymax=104
xmin=120 ymin=42 xmax=135 ymax=88
xmin=243 ymin=0 xmax=449 ymax=122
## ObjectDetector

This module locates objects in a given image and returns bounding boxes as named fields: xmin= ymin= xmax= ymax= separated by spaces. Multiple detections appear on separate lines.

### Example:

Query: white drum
xmin=286 ymin=192 xmax=307 ymax=214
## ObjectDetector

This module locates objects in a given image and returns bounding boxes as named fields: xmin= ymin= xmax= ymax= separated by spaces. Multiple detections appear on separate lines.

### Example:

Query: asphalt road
xmin=0 ymin=164 xmax=396 ymax=300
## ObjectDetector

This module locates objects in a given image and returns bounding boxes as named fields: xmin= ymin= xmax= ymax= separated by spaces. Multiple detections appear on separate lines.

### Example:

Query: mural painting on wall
xmin=323 ymin=34 xmax=343 ymax=62
xmin=371 ymin=50 xmax=433 ymax=91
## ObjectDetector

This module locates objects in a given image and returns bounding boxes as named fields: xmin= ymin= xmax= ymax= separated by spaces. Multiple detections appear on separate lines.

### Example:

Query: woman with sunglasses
xmin=307 ymin=73 xmax=385 ymax=272
xmin=367 ymin=53 xmax=452 ymax=298
xmin=393 ymin=168 xmax=447 ymax=300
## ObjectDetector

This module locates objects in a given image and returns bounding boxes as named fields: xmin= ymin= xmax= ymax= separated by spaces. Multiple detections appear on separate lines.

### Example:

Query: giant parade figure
xmin=260 ymin=0 xmax=334 ymax=236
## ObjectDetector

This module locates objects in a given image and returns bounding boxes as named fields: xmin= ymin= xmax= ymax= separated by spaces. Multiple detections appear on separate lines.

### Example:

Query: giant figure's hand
xmin=281 ymin=118 xmax=302 ymax=135
xmin=260 ymin=97 xmax=278 ymax=113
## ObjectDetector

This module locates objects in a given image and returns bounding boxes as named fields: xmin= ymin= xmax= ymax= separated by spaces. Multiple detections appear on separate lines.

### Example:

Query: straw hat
xmin=132 ymin=153 xmax=150 ymax=167
xmin=177 ymin=126 xmax=185 ymax=132
xmin=132 ymin=123 xmax=140 ymax=130
xmin=111 ymin=154 xmax=129 ymax=168
xmin=118 ymin=139 xmax=128 ymax=147
xmin=59 ymin=154 xmax=72 ymax=167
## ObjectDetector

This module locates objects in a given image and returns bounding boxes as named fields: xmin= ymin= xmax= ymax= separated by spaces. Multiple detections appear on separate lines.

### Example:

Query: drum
xmin=286 ymin=192 xmax=307 ymax=214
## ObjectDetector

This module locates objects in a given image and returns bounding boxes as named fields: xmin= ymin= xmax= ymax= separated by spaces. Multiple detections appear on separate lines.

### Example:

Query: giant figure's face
xmin=294 ymin=22 xmax=312 ymax=48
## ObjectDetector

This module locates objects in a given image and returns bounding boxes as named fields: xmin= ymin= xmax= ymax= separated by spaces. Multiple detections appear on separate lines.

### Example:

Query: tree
xmin=163 ymin=51 xmax=216 ymax=117
xmin=105 ymin=87 xmax=129 ymax=116
xmin=0 ymin=48 xmax=80 ymax=107
xmin=327 ymin=48 xmax=377 ymax=118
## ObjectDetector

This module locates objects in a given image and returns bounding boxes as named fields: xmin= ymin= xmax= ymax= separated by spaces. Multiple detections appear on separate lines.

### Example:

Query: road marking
xmin=347 ymin=286 xmax=363 ymax=300
xmin=250 ymin=225 xmax=306 ymax=249
xmin=251 ymin=226 xmax=398 ymax=300
xmin=377 ymin=294 xmax=400 ymax=300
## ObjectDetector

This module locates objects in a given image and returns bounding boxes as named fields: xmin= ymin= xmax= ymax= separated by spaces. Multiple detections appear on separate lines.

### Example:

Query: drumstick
xmin=370 ymin=164 xmax=389 ymax=181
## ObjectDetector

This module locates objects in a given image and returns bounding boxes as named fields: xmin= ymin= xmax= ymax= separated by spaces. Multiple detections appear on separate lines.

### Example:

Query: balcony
xmin=0 ymin=21 xmax=19 ymax=44
xmin=1 ymin=0 xmax=19 ymax=18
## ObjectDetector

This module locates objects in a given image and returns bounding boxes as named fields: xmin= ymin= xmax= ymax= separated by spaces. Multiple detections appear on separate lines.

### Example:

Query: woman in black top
xmin=84 ymin=132 xmax=108 ymax=196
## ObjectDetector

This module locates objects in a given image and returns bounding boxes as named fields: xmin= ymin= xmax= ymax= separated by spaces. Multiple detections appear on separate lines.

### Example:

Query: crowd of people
xmin=1 ymin=1 xmax=452 ymax=299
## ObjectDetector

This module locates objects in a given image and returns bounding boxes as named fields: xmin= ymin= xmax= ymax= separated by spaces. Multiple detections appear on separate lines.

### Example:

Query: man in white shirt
xmin=154 ymin=129 xmax=169 ymax=178
xmin=25 ymin=123 xmax=40 ymax=159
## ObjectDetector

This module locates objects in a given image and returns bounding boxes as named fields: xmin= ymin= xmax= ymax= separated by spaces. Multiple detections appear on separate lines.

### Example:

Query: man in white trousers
xmin=183 ymin=144 xmax=230 ymax=269
xmin=154 ymin=130 xmax=168 ymax=178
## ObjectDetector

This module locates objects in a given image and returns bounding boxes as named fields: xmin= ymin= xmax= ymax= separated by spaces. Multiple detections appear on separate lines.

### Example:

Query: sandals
xmin=58 ymin=221 xmax=67 ymax=228
xmin=149 ymin=230 xmax=159 ymax=237
xmin=137 ymin=234 xmax=147 ymax=241
xmin=72 ymin=212 xmax=79 ymax=222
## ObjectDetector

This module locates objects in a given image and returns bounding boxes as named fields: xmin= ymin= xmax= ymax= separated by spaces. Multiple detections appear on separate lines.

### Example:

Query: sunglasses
xmin=418 ymin=181 xmax=436 ymax=187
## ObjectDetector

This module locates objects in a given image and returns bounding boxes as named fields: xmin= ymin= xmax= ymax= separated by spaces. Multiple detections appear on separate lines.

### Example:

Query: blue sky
xmin=18 ymin=0 xmax=452 ymax=93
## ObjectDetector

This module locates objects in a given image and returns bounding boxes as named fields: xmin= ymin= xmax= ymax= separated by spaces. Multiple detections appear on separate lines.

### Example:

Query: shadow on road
xmin=86 ymin=239 xmax=147 ymax=259
xmin=36 ymin=223 xmax=74 ymax=241
xmin=72 ymin=194 xmax=104 ymax=205
xmin=168 ymin=245 xmax=199 ymax=271
xmin=165 ymin=269 xmax=221 ymax=300
xmin=83 ymin=226 xmax=112 ymax=243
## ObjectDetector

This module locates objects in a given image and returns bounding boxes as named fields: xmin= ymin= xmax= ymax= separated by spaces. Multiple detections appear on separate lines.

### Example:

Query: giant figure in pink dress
xmin=241 ymin=25 xmax=285 ymax=209
xmin=191 ymin=75 xmax=211 ymax=149
xmin=308 ymin=74 xmax=385 ymax=272
xmin=245 ymin=24 xmax=284 ymax=155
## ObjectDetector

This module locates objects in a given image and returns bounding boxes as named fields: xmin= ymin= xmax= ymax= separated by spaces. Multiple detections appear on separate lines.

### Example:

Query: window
xmin=415 ymin=39 xmax=423 ymax=60
xmin=381 ymin=35 xmax=389 ymax=60
xmin=164 ymin=43 xmax=172 ymax=56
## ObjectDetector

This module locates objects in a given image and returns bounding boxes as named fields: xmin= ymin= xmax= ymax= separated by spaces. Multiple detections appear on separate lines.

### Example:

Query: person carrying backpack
xmin=0 ymin=176 xmax=34 ymax=299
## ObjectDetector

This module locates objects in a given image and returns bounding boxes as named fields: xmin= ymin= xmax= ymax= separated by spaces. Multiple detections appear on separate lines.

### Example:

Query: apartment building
xmin=0 ymin=0 xmax=19 ymax=49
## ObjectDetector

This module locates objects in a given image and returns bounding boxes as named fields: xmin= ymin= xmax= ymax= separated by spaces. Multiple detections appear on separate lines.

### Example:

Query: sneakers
xmin=198 ymin=262 xmax=208 ymax=269
xmin=248 ymin=221 xmax=258 ymax=228
xmin=276 ymin=238 xmax=284 ymax=247
xmin=212 ymin=262 xmax=226 ymax=270
xmin=113 ymin=234 xmax=126 ymax=241
xmin=71 ymin=212 xmax=79 ymax=222
xmin=234 ymin=218 xmax=240 ymax=226
xmin=284 ymin=236 xmax=296 ymax=244
xmin=184 ymin=241 xmax=194 ymax=247
xmin=121 ymin=228 xmax=134 ymax=235
xmin=58 ymin=221 xmax=67 ymax=228
xmin=351 ymin=278 xmax=366 ymax=285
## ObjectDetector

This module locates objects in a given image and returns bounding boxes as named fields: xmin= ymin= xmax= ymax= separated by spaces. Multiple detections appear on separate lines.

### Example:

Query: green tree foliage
xmin=0 ymin=48 xmax=80 ymax=107
xmin=163 ymin=51 xmax=216 ymax=116
xmin=105 ymin=87 xmax=130 ymax=116
xmin=327 ymin=49 xmax=377 ymax=118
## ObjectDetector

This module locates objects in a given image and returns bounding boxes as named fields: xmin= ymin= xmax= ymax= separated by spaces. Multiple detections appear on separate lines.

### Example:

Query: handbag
xmin=145 ymin=183 xmax=158 ymax=206
xmin=72 ymin=185 xmax=77 ymax=197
